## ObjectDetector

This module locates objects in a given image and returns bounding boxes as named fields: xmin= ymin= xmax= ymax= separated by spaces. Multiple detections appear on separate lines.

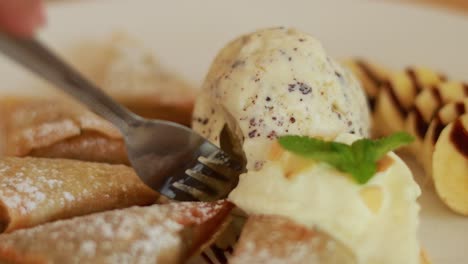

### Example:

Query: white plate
xmin=0 ymin=0 xmax=467 ymax=263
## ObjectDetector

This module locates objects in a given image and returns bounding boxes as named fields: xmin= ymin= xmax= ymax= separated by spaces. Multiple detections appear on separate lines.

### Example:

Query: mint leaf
xmin=278 ymin=135 xmax=353 ymax=172
xmin=277 ymin=133 xmax=414 ymax=184
xmin=367 ymin=132 xmax=414 ymax=160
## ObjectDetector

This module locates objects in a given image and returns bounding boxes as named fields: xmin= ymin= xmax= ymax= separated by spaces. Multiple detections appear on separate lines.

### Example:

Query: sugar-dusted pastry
xmin=405 ymin=82 xmax=468 ymax=155
xmin=432 ymin=114 xmax=468 ymax=215
xmin=0 ymin=97 xmax=128 ymax=164
xmin=0 ymin=201 xmax=233 ymax=264
xmin=230 ymin=215 xmax=356 ymax=264
xmin=0 ymin=157 xmax=157 ymax=233
xmin=421 ymin=99 xmax=468 ymax=178
xmin=341 ymin=58 xmax=391 ymax=110
xmin=70 ymin=33 xmax=195 ymax=126
xmin=230 ymin=215 xmax=433 ymax=264
xmin=373 ymin=67 xmax=446 ymax=136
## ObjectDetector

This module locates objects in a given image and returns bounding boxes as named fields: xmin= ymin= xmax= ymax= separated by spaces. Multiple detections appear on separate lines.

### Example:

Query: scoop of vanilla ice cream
xmin=192 ymin=28 xmax=370 ymax=170
xmin=228 ymin=133 xmax=421 ymax=264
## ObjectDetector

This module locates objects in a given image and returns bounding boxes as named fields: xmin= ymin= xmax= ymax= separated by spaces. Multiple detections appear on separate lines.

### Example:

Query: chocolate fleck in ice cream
xmin=193 ymin=28 xmax=422 ymax=264
xmin=193 ymin=27 xmax=370 ymax=170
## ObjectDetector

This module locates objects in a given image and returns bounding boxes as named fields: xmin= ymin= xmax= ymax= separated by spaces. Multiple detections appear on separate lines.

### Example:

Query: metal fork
xmin=0 ymin=32 xmax=244 ymax=202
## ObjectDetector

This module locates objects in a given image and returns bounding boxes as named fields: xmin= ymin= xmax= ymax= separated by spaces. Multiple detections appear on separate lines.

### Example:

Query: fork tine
xmin=170 ymin=167 xmax=231 ymax=201
xmin=166 ymin=149 xmax=244 ymax=201
xmin=172 ymin=181 xmax=214 ymax=201
xmin=190 ymin=162 xmax=230 ymax=181
xmin=185 ymin=167 xmax=230 ymax=191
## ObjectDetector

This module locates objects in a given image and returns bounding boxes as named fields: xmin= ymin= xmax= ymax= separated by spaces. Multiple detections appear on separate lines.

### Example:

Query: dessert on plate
xmin=3 ymin=27 xmax=466 ymax=263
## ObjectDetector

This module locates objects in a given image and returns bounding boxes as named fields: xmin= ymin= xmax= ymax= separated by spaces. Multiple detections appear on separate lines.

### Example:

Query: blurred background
xmin=406 ymin=0 xmax=468 ymax=13
xmin=0 ymin=1 xmax=467 ymax=263
xmin=35 ymin=0 xmax=468 ymax=84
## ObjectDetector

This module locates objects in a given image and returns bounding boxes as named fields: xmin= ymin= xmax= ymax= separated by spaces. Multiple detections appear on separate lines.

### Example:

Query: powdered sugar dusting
xmin=0 ymin=201 xmax=229 ymax=263
xmin=230 ymin=215 xmax=354 ymax=264
xmin=0 ymin=157 xmax=157 ymax=232
xmin=63 ymin=192 xmax=75 ymax=202
xmin=80 ymin=240 xmax=96 ymax=256
xmin=42 ymin=178 xmax=62 ymax=188
xmin=20 ymin=120 xmax=80 ymax=150
xmin=1 ymin=177 xmax=47 ymax=215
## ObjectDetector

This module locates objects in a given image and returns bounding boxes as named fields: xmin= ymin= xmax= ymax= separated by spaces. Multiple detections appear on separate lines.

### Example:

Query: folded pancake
xmin=231 ymin=216 xmax=431 ymax=264
xmin=374 ymin=67 xmax=446 ymax=136
xmin=0 ymin=201 xmax=233 ymax=264
xmin=0 ymin=97 xmax=129 ymax=164
xmin=230 ymin=215 xmax=357 ymax=264
xmin=0 ymin=157 xmax=158 ymax=233
xmin=69 ymin=33 xmax=195 ymax=126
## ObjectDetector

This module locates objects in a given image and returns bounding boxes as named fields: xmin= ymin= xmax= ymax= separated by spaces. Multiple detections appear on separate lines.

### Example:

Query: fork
xmin=0 ymin=32 xmax=244 ymax=202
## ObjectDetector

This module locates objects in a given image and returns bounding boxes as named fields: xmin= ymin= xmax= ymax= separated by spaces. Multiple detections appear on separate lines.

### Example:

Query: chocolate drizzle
xmin=433 ymin=102 xmax=466 ymax=144
xmin=413 ymin=85 xmax=443 ymax=139
xmin=381 ymin=69 xmax=426 ymax=118
xmin=383 ymin=80 xmax=407 ymax=117
xmin=406 ymin=68 xmax=423 ymax=94
xmin=430 ymin=85 xmax=442 ymax=105
xmin=432 ymin=116 xmax=444 ymax=144
xmin=450 ymin=119 xmax=468 ymax=158
xmin=355 ymin=59 xmax=383 ymax=88
xmin=455 ymin=103 xmax=466 ymax=117
xmin=355 ymin=60 xmax=384 ymax=110
xmin=414 ymin=107 xmax=428 ymax=139
xmin=463 ymin=83 xmax=468 ymax=95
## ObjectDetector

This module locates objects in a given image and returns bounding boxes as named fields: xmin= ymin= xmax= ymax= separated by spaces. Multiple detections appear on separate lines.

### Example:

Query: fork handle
xmin=0 ymin=32 xmax=136 ymax=132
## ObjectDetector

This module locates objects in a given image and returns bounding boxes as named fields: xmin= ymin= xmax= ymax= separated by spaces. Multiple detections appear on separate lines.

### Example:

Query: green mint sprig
xmin=277 ymin=132 xmax=414 ymax=184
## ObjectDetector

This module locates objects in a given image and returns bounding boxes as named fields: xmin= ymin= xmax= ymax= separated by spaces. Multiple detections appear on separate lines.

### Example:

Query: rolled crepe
xmin=0 ymin=97 xmax=128 ymax=164
xmin=0 ymin=157 xmax=158 ymax=233
xmin=0 ymin=201 xmax=233 ymax=264
xmin=229 ymin=215 xmax=357 ymax=264
xmin=69 ymin=33 xmax=195 ymax=126
xmin=230 ymin=215 xmax=430 ymax=264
